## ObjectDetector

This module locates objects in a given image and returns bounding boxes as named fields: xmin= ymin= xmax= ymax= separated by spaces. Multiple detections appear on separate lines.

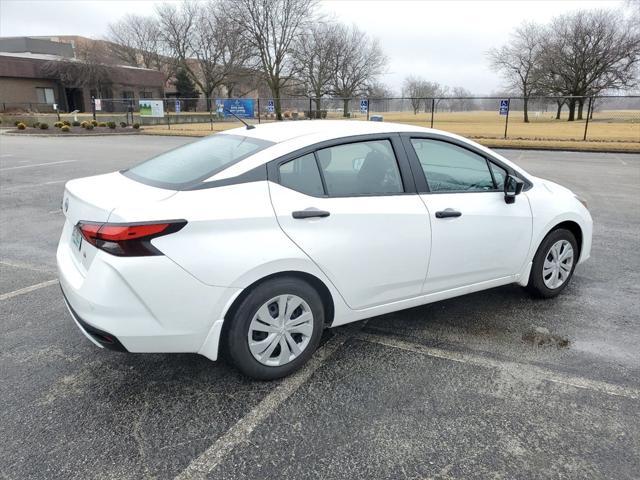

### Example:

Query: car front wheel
xmin=527 ymin=228 xmax=578 ymax=298
xmin=225 ymin=277 xmax=325 ymax=380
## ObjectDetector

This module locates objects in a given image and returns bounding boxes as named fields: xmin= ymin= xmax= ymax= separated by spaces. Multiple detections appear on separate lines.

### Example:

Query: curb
xmin=2 ymin=131 xmax=143 ymax=137
xmin=485 ymin=144 xmax=640 ymax=154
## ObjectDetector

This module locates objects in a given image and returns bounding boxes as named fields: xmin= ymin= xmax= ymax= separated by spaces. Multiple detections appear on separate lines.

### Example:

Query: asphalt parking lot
xmin=1 ymin=133 xmax=639 ymax=480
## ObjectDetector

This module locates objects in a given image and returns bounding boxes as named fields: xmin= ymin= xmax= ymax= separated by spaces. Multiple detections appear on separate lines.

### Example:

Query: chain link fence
xmin=2 ymin=95 xmax=638 ymax=142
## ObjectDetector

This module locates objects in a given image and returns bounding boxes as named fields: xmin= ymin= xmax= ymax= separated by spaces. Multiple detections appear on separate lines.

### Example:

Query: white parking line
xmin=0 ymin=260 xmax=56 ymax=274
xmin=354 ymin=332 xmax=640 ymax=401
xmin=0 ymin=279 xmax=58 ymax=301
xmin=1 ymin=180 xmax=67 ymax=193
xmin=0 ymin=160 xmax=77 ymax=171
xmin=175 ymin=333 xmax=347 ymax=480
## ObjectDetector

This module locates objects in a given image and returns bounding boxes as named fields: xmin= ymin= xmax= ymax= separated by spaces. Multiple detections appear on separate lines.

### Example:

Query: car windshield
xmin=123 ymin=134 xmax=273 ymax=189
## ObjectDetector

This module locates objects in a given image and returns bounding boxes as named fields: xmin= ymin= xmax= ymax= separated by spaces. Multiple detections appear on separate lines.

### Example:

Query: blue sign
xmin=360 ymin=99 xmax=369 ymax=113
xmin=175 ymin=99 xmax=181 ymax=113
xmin=499 ymin=99 xmax=510 ymax=116
xmin=266 ymin=99 xmax=275 ymax=113
xmin=218 ymin=98 xmax=255 ymax=118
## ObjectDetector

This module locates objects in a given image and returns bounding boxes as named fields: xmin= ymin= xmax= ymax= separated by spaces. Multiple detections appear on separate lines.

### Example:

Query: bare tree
xmin=402 ymin=76 xmax=443 ymax=114
xmin=539 ymin=9 xmax=640 ymax=121
xmin=365 ymin=80 xmax=396 ymax=98
xmin=293 ymin=22 xmax=342 ymax=116
xmin=42 ymin=57 xmax=113 ymax=102
xmin=106 ymin=14 xmax=170 ymax=76
xmin=156 ymin=1 xmax=252 ymax=109
xmin=487 ymin=22 xmax=544 ymax=122
xmin=222 ymin=0 xmax=318 ymax=120
xmin=332 ymin=24 xmax=387 ymax=117
xmin=449 ymin=87 xmax=475 ymax=112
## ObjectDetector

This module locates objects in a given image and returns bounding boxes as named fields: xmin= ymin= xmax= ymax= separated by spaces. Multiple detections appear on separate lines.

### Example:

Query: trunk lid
xmin=63 ymin=172 xmax=177 ymax=225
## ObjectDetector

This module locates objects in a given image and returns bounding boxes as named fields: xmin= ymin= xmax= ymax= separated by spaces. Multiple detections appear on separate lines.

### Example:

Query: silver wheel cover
xmin=248 ymin=295 xmax=314 ymax=366
xmin=542 ymin=239 xmax=574 ymax=289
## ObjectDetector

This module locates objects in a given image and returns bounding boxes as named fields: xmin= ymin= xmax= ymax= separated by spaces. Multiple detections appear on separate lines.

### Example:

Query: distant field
xmin=373 ymin=110 xmax=639 ymax=142
xmin=142 ymin=109 xmax=639 ymax=151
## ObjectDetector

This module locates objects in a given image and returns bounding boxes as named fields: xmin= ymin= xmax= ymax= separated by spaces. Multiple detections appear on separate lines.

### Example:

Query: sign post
xmin=500 ymin=99 xmax=510 ymax=139
xmin=583 ymin=96 xmax=593 ymax=141
xmin=360 ymin=99 xmax=369 ymax=120
xmin=92 ymin=97 xmax=100 ymax=120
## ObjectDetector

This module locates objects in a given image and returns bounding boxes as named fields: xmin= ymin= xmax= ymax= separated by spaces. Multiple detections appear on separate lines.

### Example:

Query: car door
xmin=268 ymin=135 xmax=431 ymax=310
xmin=403 ymin=136 xmax=532 ymax=294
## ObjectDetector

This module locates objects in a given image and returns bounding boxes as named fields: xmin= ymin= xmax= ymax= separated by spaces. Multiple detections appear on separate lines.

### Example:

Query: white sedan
xmin=57 ymin=121 xmax=592 ymax=379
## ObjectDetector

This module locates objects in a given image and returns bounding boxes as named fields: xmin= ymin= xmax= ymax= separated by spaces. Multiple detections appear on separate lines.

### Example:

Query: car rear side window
xmin=316 ymin=140 xmax=403 ymax=196
xmin=123 ymin=134 xmax=273 ymax=189
xmin=410 ymin=139 xmax=495 ymax=192
xmin=279 ymin=153 xmax=325 ymax=196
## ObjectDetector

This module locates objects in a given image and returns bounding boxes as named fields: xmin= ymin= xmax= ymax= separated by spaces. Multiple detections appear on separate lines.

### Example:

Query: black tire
xmin=527 ymin=228 xmax=578 ymax=299
xmin=225 ymin=277 xmax=325 ymax=380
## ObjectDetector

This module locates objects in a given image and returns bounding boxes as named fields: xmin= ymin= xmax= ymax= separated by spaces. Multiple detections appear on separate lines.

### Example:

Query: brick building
xmin=0 ymin=36 xmax=164 ymax=113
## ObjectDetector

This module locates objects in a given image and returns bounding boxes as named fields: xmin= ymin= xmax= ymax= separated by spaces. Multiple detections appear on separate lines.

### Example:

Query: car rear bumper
xmin=61 ymin=287 xmax=128 ymax=352
xmin=57 ymin=227 xmax=241 ymax=357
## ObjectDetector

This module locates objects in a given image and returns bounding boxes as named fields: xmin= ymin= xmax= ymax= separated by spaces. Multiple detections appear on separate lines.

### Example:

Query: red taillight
xmin=77 ymin=220 xmax=186 ymax=256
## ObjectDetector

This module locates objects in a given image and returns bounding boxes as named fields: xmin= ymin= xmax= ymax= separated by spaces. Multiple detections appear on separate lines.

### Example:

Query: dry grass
xmin=371 ymin=110 xmax=640 ymax=143
xmin=141 ymin=110 xmax=639 ymax=152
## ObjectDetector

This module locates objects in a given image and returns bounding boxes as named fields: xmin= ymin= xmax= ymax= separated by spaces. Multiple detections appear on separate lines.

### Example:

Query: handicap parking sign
xmin=267 ymin=99 xmax=275 ymax=113
xmin=499 ymin=99 xmax=510 ymax=116
xmin=360 ymin=99 xmax=369 ymax=113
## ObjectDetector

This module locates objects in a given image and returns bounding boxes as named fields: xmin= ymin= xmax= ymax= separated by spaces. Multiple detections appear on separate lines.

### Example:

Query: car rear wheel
xmin=225 ymin=277 xmax=324 ymax=380
xmin=527 ymin=228 xmax=578 ymax=298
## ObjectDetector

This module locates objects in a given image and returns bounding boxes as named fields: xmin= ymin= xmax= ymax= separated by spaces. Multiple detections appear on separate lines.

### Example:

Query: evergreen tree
xmin=173 ymin=68 xmax=199 ymax=111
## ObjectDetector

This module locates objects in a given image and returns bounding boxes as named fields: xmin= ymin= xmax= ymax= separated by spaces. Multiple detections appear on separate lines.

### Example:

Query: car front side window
xmin=410 ymin=139 xmax=496 ymax=192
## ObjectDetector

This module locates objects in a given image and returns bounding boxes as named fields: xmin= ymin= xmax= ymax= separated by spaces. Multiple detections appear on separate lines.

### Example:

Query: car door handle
xmin=292 ymin=209 xmax=331 ymax=219
xmin=435 ymin=209 xmax=462 ymax=219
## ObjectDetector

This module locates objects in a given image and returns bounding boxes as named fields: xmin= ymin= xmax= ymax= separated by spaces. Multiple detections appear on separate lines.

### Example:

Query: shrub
xmin=119 ymin=121 xmax=127 ymax=128
xmin=80 ymin=121 xmax=88 ymax=128
xmin=62 ymin=120 xmax=71 ymax=126
xmin=90 ymin=120 xmax=98 ymax=127
xmin=283 ymin=111 xmax=291 ymax=119
xmin=98 ymin=122 xmax=107 ymax=127
xmin=107 ymin=121 xmax=116 ymax=129
xmin=85 ymin=123 xmax=94 ymax=130
xmin=17 ymin=122 xmax=27 ymax=130
xmin=132 ymin=123 xmax=140 ymax=129
xmin=54 ymin=121 xmax=63 ymax=128
xmin=72 ymin=121 xmax=81 ymax=127
xmin=61 ymin=125 xmax=70 ymax=132
xmin=39 ymin=122 xmax=49 ymax=129
xmin=14 ymin=120 xmax=21 ymax=126
xmin=320 ymin=110 xmax=328 ymax=119
xmin=31 ymin=122 xmax=40 ymax=128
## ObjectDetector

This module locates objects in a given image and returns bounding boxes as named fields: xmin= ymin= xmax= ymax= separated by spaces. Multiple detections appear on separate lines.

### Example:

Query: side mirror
xmin=504 ymin=174 xmax=524 ymax=204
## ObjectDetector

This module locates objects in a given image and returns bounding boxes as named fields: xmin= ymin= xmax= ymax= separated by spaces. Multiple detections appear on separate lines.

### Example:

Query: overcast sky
xmin=0 ymin=0 xmax=629 ymax=94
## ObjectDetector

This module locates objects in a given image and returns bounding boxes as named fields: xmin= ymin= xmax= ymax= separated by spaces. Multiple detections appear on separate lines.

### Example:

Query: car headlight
xmin=574 ymin=194 xmax=588 ymax=209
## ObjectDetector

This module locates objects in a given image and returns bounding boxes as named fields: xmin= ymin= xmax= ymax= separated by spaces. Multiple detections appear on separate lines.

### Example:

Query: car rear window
xmin=122 ymin=134 xmax=273 ymax=189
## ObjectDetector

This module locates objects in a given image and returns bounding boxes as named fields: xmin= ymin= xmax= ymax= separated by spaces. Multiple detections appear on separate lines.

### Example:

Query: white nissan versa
xmin=57 ymin=121 xmax=592 ymax=379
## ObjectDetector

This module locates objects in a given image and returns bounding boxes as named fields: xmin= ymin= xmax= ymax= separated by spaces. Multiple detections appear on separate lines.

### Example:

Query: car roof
xmin=220 ymin=120 xmax=431 ymax=144
xmin=210 ymin=119 xmax=529 ymax=182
